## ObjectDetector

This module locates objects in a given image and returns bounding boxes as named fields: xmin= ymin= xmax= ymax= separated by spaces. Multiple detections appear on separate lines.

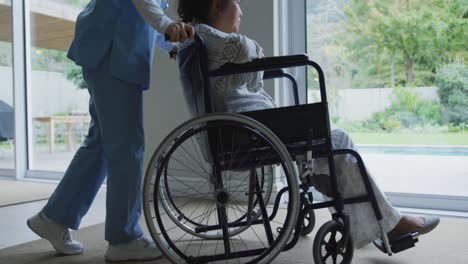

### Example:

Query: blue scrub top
xmin=67 ymin=0 xmax=172 ymax=89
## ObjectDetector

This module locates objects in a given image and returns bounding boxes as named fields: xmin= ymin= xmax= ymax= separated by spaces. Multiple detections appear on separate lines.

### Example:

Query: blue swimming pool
xmin=358 ymin=146 xmax=468 ymax=156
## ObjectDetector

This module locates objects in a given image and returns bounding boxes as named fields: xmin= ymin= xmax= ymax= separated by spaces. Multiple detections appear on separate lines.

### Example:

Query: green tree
xmin=0 ymin=42 xmax=13 ymax=67
xmin=31 ymin=48 xmax=69 ymax=72
xmin=307 ymin=0 xmax=349 ymax=117
xmin=30 ymin=47 xmax=86 ymax=89
xmin=340 ymin=0 xmax=467 ymax=87
xmin=61 ymin=0 xmax=89 ymax=8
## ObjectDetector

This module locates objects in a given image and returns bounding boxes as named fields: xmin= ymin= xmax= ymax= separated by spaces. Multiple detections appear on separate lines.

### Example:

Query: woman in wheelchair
xmin=143 ymin=0 xmax=440 ymax=263
xmin=177 ymin=0 xmax=439 ymax=248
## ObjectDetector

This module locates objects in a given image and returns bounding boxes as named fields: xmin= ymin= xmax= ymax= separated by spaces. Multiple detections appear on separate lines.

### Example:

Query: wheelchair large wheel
xmin=161 ymin=163 xmax=274 ymax=239
xmin=313 ymin=220 xmax=354 ymax=264
xmin=143 ymin=113 xmax=300 ymax=264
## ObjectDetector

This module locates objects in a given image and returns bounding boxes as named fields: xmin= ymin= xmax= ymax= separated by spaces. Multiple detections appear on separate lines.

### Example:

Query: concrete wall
xmin=309 ymin=87 xmax=439 ymax=121
xmin=0 ymin=71 xmax=438 ymax=128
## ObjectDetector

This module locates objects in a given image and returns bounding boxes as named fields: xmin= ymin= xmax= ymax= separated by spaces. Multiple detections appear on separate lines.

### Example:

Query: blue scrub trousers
xmin=42 ymin=53 xmax=145 ymax=244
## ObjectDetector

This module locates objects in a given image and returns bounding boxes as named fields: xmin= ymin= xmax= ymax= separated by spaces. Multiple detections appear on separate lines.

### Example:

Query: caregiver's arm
xmin=132 ymin=0 xmax=172 ymax=33
xmin=132 ymin=0 xmax=194 ymax=42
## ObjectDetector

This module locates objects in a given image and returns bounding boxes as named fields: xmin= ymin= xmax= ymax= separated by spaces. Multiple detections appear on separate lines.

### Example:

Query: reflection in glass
xmin=29 ymin=0 xmax=90 ymax=172
xmin=306 ymin=0 xmax=467 ymax=196
xmin=0 ymin=0 xmax=15 ymax=170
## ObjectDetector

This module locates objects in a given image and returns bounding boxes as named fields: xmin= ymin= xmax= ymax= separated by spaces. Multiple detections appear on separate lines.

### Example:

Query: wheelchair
xmin=142 ymin=35 xmax=418 ymax=264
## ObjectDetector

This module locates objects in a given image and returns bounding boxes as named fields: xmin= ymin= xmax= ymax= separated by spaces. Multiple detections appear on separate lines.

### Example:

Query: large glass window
xmin=306 ymin=0 xmax=467 ymax=196
xmin=0 ymin=0 xmax=15 ymax=171
xmin=29 ymin=0 xmax=90 ymax=172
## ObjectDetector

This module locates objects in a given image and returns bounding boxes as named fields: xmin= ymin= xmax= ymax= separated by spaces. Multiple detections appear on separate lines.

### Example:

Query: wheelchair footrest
xmin=373 ymin=232 xmax=419 ymax=254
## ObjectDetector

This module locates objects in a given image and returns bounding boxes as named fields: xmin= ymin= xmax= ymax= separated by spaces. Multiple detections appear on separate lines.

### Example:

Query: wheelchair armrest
xmin=263 ymin=70 xmax=300 ymax=106
xmin=210 ymin=54 xmax=310 ymax=76
xmin=263 ymin=69 xmax=285 ymax=79
xmin=209 ymin=54 xmax=327 ymax=103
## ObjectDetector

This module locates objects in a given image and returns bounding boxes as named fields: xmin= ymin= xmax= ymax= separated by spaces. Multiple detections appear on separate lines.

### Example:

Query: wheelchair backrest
xmin=178 ymin=34 xmax=214 ymax=117
xmin=178 ymin=35 xmax=218 ymax=163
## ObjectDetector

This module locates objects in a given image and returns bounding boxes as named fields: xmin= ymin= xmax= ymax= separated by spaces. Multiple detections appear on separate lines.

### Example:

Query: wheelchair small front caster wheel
xmin=301 ymin=207 xmax=315 ymax=236
xmin=313 ymin=220 xmax=353 ymax=264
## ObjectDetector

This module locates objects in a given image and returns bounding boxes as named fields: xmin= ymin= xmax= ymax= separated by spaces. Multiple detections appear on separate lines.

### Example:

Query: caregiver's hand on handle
xmin=165 ymin=21 xmax=194 ymax=42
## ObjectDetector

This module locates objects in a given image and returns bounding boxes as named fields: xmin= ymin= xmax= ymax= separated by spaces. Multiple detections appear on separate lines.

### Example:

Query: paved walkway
xmin=362 ymin=153 xmax=467 ymax=196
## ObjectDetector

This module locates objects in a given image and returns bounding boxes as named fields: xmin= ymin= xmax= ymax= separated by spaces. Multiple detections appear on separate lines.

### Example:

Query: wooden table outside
xmin=33 ymin=116 xmax=90 ymax=153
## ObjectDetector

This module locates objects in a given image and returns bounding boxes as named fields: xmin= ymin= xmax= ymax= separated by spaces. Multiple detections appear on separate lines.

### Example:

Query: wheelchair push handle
xmin=164 ymin=29 xmax=194 ymax=42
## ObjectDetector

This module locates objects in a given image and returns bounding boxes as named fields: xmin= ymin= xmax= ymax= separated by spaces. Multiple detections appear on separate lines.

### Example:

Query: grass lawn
xmin=350 ymin=132 xmax=468 ymax=146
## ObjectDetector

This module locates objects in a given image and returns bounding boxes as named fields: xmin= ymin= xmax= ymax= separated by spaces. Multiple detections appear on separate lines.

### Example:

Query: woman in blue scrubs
xmin=27 ymin=0 xmax=193 ymax=262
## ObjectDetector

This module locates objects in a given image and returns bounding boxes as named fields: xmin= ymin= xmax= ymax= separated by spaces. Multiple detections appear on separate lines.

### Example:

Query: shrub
xmin=442 ymin=104 xmax=468 ymax=125
xmin=390 ymin=86 xmax=442 ymax=127
xmin=416 ymin=101 xmax=442 ymax=125
xmin=395 ymin=111 xmax=419 ymax=128
xmin=358 ymin=89 xmax=442 ymax=132
xmin=364 ymin=110 xmax=400 ymax=132
xmin=382 ymin=116 xmax=401 ymax=132
xmin=448 ymin=123 xmax=468 ymax=132
xmin=435 ymin=61 xmax=468 ymax=125
xmin=337 ymin=120 xmax=368 ymax=132
xmin=65 ymin=63 xmax=87 ymax=89
xmin=391 ymin=86 xmax=421 ymax=112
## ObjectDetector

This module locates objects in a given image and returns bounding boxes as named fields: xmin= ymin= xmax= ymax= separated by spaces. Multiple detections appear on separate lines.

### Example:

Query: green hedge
xmin=436 ymin=61 xmax=468 ymax=126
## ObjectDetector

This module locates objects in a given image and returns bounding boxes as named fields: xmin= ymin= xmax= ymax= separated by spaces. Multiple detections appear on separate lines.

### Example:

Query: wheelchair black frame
xmin=176 ymin=34 xmax=387 ymax=262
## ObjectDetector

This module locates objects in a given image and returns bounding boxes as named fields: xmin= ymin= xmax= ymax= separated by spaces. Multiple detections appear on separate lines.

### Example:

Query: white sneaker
xmin=104 ymin=235 xmax=163 ymax=262
xmin=27 ymin=212 xmax=83 ymax=255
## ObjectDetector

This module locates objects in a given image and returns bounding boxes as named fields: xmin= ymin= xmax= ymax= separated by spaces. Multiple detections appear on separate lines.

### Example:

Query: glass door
xmin=306 ymin=0 xmax=467 ymax=196
xmin=28 ymin=0 xmax=90 ymax=173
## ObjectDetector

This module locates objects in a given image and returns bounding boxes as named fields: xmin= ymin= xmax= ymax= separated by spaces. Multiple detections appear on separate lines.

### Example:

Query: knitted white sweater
xmin=195 ymin=24 xmax=276 ymax=113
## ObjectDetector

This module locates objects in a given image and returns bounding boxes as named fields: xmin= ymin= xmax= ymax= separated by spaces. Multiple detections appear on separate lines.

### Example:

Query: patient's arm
xmin=232 ymin=36 xmax=265 ymax=92
xmin=197 ymin=24 xmax=264 ymax=91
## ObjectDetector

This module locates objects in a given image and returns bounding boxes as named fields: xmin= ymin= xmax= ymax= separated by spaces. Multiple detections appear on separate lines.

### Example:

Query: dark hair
xmin=178 ymin=0 xmax=229 ymax=24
